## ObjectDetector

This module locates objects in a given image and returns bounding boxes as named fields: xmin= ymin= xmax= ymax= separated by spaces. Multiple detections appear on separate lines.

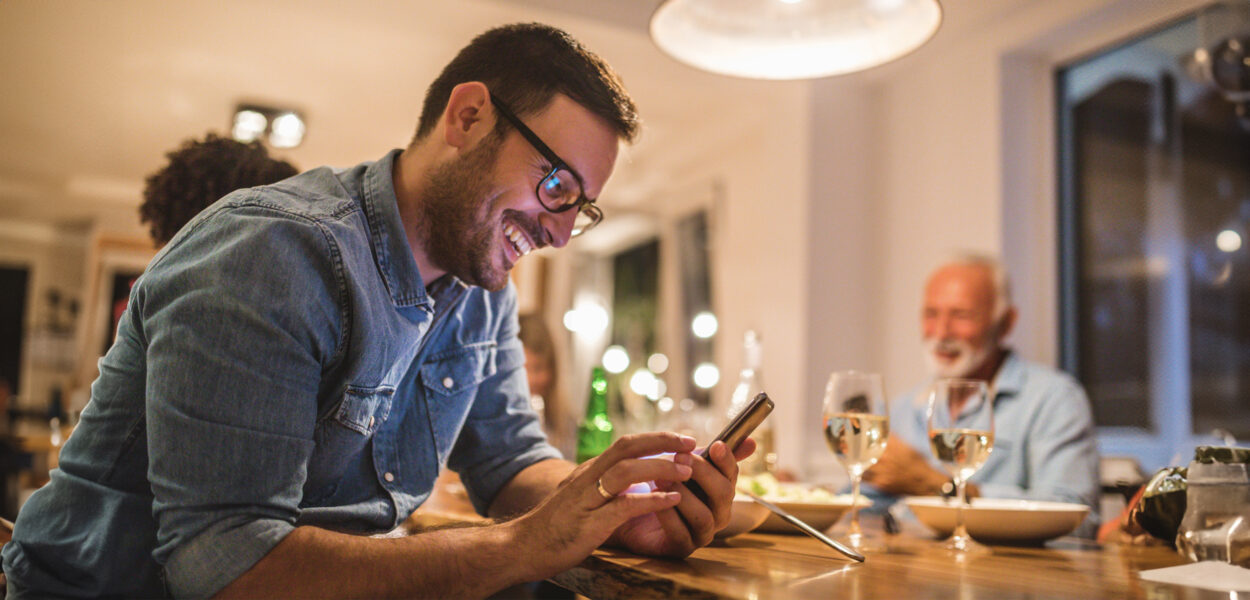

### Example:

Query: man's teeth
xmin=503 ymin=223 xmax=533 ymax=257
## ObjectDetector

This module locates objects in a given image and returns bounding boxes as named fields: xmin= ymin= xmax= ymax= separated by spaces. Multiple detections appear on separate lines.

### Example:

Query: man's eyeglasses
xmin=489 ymin=95 xmax=602 ymax=236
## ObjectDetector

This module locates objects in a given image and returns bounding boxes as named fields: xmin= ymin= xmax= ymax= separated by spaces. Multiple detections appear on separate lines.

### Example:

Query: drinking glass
xmin=927 ymin=378 xmax=994 ymax=555
xmin=823 ymin=371 xmax=889 ymax=551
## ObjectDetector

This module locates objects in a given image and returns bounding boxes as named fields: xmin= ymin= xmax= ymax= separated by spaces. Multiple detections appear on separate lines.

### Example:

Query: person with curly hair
xmin=139 ymin=133 xmax=298 ymax=246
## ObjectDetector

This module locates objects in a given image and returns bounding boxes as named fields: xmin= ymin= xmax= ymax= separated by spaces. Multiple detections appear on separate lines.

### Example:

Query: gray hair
xmin=937 ymin=251 xmax=1013 ymax=320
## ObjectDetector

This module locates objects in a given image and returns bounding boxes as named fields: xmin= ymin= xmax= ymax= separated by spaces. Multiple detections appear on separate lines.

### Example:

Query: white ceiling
xmin=0 ymin=0 xmax=1030 ymax=235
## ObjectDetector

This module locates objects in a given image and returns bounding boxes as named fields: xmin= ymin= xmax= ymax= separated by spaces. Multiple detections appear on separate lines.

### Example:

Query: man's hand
xmin=505 ymin=432 xmax=702 ymax=581
xmin=607 ymin=437 xmax=756 ymax=558
xmin=1096 ymin=485 xmax=1168 ymax=546
xmin=862 ymin=434 xmax=948 ymax=496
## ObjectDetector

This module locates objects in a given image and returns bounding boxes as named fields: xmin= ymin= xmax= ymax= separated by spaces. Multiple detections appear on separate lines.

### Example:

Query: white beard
xmin=923 ymin=337 xmax=995 ymax=379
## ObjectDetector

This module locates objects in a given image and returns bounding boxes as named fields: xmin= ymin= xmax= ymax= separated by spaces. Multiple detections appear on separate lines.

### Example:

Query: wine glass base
xmin=842 ymin=532 xmax=888 ymax=553
xmin=938 ymin=534 xmax=991 ymax=556
xmin=830 ymin=519 xmax=890 ymax=553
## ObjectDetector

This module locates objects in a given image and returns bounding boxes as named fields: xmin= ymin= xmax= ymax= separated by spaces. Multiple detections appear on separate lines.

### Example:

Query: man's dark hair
xmin=140 ymin=133 xmax=298 ymax=245
xmin=412 ymin=23 xmax=639 ymax=144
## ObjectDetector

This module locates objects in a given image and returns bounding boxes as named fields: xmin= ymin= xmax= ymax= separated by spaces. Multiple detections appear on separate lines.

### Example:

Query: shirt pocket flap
xmin=420 ymin=342 xmax=497 ymax=397
xmin=334 ymin=385 xmax=395 ymax=435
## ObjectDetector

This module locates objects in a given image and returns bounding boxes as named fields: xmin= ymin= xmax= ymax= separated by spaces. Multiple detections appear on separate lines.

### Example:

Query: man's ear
xmin=996 ymin=307 xmax=1018 ymax=341
xmin=441 ymin=82 xmax=493 ymax=150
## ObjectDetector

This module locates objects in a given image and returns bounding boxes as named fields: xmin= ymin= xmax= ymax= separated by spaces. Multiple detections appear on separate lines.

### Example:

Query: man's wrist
xmin=492 ymin=518 xmax=545 ymax=585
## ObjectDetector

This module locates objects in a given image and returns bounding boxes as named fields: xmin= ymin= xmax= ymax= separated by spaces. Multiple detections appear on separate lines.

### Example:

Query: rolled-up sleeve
xmin=139 ymin=205 xmax=342 ymax=597
xmin=446 ymin=287 xmax=562 ymax=515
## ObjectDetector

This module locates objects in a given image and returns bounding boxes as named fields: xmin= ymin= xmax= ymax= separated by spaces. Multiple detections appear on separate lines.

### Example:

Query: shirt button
xmin=368 ymin=416 xmax=375 ymax=428
xmin=384 ymin=472 xmax=395 ymax=482
xmin=442 ymin=377 xmax=454 ymax=389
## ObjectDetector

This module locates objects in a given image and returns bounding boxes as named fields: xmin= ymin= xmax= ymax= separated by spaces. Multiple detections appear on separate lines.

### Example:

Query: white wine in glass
xmin=822 ymin=371 xmax=888 ymax=551
xmin=927 ymin=378 xmax=993 ymax=555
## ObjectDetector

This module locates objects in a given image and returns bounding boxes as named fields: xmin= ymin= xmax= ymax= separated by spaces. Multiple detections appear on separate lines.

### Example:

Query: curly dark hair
xmin=140 ymin=133 xmax=298 ymax=245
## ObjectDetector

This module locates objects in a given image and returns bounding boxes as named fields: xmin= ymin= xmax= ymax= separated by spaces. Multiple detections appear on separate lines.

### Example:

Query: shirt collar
xmin=990 ymin=349 xmax=1023 ymax=400
xmin=362 ymin=149 xmax=469 ymax=308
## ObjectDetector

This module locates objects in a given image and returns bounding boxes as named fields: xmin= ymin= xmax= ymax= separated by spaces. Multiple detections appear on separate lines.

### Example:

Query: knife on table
xmin=745 ymin=493 xmax=866 ymax=562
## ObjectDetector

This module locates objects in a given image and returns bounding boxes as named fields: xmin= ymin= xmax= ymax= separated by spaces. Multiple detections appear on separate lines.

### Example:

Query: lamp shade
xmin=650 ymin=0 xmax=942 ymax=80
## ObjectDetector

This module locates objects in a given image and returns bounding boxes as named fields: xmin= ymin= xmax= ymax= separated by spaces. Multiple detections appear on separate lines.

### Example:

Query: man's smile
xmin=503 ymin=221 xmax=533 ymax=258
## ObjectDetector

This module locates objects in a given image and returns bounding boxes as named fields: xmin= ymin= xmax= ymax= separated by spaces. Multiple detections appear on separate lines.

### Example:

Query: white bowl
xmin=753 ymin=495 xmax=867 ymax=534
xmin=904 ymin=496 xmax=1090 ymax=544
xmin=716 ymin=496 xmax=771 ymax=538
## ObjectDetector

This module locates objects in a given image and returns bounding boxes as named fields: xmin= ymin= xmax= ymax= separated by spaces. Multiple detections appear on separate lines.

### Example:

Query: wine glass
xmin=926 ymin=378 xmax=994 ymax=555
xmin=823 ymin=371 xmax=889 ymax=551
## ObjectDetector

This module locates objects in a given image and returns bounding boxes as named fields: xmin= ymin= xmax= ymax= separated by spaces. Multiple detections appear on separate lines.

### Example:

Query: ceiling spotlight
xmin=232 ymin=109 xmax=267 ymax=143
xmin=269 ymin=112 xmax=306 ymax=148
xmin=232 ymin=104 xmax=306 ymax=148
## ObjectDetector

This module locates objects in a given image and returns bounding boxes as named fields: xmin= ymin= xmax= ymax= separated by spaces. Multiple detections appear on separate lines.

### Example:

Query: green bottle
xmin=576 ymin=366 xmax=614 ymax=463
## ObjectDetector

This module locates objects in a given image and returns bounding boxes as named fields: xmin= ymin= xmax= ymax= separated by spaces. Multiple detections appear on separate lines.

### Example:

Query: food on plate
xmin=738 ymin=473 xmax=845 ymax=504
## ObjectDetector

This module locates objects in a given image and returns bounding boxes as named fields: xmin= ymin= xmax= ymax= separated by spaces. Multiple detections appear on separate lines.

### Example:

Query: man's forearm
xmin=217 ymin=440 xmax=697 ymax=598
xmin=488 ymin=458 xmax=576 ymax=518
xmin=215 ymin=522 xmax=532 ymax=600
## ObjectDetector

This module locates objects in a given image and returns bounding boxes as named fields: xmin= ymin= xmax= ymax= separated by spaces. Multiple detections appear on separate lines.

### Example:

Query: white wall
xmin=801 ymin=78 xmax=878 ymax=485
xmin=706 ymin=87 xmax=811 ymax=475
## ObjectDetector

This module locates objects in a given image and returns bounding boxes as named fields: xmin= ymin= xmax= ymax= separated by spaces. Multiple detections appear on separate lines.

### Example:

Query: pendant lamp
xmin=650 ymin=0 xmax=943 ymax=80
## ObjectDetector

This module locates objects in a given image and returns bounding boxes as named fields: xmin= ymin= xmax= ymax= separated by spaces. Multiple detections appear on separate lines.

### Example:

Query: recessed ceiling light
xmin=232 ymin=109 xmax=267 ymax=143
xmin=232 ymin=104 xmax=305 ymax=148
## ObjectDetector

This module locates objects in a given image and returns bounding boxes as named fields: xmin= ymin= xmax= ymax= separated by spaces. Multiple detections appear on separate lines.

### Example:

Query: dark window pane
xmin=1060 ymin=11 xmax=1250 ymax=439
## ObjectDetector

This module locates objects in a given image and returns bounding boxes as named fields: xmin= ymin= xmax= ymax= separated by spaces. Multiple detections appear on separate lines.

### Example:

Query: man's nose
xmin=541 ymin=210 xmax=575 ymax=249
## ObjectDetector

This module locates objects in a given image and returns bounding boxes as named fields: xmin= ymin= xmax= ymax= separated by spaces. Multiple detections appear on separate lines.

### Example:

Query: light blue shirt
xmin=881 ymin=352 xmax=1101 ymax=537
xmin=2 ymin=150 xmax=561 ymax=598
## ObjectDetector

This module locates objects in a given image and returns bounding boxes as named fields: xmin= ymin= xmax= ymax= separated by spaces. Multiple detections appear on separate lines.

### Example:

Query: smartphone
xmin=687 ymin=392 xmax=774 ymax=503
xmin=699 ymin=392 xmax=774 ymax=460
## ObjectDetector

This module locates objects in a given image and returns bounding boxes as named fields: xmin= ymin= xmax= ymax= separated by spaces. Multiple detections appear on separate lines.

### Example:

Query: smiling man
xmin=862 ymin=252 xmax=1100 ymax=537
xmin=3 ymin=24 xmax=750 ymax=599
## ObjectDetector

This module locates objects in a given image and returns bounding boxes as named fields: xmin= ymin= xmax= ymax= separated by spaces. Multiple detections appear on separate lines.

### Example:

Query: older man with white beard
xmin=862 ymin=253 xmax=1100 ymax=537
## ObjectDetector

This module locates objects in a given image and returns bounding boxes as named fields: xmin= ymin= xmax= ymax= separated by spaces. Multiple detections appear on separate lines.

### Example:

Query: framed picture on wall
xmin=103 ymin=270 xmax=143 ymax=355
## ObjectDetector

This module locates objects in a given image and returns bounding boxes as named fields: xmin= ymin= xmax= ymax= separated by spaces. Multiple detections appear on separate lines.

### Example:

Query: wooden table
xmin=414 ymin=479 xmax=1212 ymax=599
xmin=550 ymin=528 xmax=1207 ymax=599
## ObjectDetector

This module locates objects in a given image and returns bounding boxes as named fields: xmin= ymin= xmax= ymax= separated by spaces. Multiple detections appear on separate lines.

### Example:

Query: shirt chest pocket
xmin=420 ymin=341 xmax=497 ymax=465
xmin=302 ymin=385 xmax=395 ymax=505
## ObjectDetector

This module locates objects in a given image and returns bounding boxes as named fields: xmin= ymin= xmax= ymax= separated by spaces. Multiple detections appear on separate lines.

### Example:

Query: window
xmin=1058 ymin=10 xmax=1250 ymax=467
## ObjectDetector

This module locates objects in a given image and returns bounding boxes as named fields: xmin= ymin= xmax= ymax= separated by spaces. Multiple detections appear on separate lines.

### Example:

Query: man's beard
xmin=922 ymin=336 xmax=996 ymax=379
xmin=416 ymin=132 xmax=510 ymax=291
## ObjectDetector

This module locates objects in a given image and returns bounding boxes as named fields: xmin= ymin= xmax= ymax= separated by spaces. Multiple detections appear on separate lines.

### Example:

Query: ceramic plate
xmin=903 ymin=496 xmax=1090 ymax=544
xmin=716 ymin=496 xmax=771 ymax=538
xmin=753 ymin=495 xmax=867 ymax=534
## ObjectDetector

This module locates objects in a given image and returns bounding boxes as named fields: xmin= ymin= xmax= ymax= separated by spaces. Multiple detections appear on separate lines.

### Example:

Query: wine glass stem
xmin=953 ymin=479 xmax=969 ymax=542
xmin=849 ymin=474 xmax=862 ymax=538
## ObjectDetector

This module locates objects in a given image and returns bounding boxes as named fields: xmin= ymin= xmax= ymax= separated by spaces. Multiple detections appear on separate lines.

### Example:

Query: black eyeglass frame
xmin=489 ymin=95 xmax=603 ymax=234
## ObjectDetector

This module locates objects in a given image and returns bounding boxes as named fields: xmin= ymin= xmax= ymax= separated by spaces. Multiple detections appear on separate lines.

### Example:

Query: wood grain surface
xmin=412 ymin=474 xmax=1212 ymax=599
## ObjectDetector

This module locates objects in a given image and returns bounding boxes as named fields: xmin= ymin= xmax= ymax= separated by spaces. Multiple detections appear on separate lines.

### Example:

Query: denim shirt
xmin=875 ymin=352 xmax=1102 ymax=537
xmin=2 ymin=150 xmax=561 ymax=598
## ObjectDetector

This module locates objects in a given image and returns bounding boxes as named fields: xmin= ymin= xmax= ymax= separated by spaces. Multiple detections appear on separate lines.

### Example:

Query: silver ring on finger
xmin=595 ymin=477 xmax=615 ymax=501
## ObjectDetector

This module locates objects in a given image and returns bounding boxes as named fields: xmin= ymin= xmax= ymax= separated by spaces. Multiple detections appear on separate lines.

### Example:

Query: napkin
xmin=1138 ymin=561 xmax=1250 ymax=592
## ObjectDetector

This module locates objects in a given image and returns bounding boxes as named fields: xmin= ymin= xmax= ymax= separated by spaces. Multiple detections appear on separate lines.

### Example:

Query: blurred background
xmin=1 ymin=0 xmax=1247 ymax=518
